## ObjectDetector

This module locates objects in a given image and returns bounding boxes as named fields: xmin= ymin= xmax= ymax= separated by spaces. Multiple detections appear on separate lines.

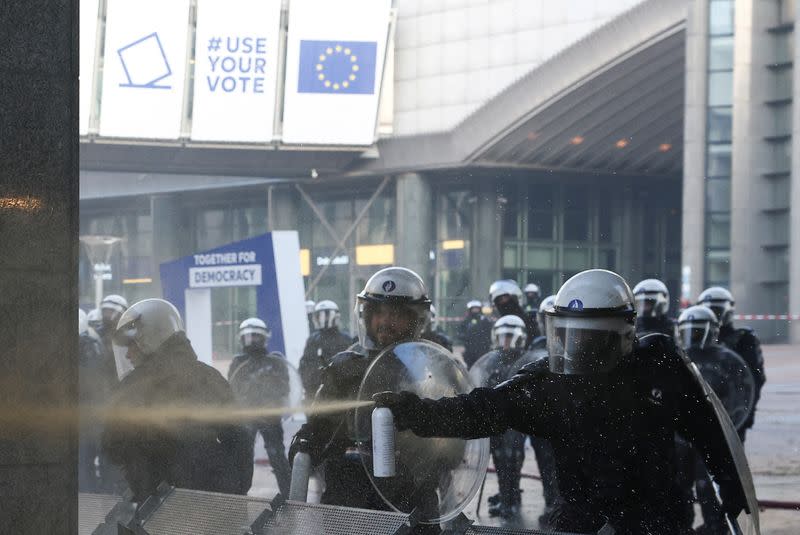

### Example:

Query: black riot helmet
xmin=678 ymin=305 xmax=720 ymax=350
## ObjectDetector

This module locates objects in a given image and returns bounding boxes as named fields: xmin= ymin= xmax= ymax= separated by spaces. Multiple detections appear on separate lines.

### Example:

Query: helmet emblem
xmin=567 ymin=299 xmax=583 ymax=311
xmin=382 ymin=280 xmax=396 ymax=293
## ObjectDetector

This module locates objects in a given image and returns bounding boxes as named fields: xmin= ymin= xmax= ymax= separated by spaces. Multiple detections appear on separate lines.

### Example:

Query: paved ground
xmin=240 ymin=344 xmax=800 ymax=533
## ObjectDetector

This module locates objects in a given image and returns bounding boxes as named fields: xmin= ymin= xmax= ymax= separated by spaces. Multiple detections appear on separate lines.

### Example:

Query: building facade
xmin=80 ymin=0 xmax=799 ymax=347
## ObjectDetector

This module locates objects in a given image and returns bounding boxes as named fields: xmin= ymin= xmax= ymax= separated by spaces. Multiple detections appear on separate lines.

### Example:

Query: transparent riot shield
xmin=228 ymin=353 xmax=304 ymax=418
xmin=112 ymin=343 xmax=134 ymax=380
xmin=354 ymin=340 xmax=490 ymax=524
xmin=693 ymin=352 xmax=756 ymax=431
xmin=695 ymin=366 xmax=761 ymax=535
xmin=469 ymin=348 xmax=541 ymax=389
xmin=510 ymin=346 xmax=549 ymax=374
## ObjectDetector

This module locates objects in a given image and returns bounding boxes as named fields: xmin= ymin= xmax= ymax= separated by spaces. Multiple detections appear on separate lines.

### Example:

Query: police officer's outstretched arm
xmin=673 ymin=354 xmax=749 ymax=516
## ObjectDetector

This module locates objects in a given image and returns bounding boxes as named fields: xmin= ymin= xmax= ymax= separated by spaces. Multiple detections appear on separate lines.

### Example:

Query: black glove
xmin=371 ymin=391 xmax=421 ymax=431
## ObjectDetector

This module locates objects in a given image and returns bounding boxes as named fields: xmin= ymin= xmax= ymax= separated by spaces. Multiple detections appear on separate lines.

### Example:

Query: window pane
xmin=527 ymin=211 xmax=554 ymax=240
xmin=708 ymin=71 xmax=733 ymax=106
xmin=709 ymin=0 xmax=734 ymax=36
xmin=563 ymin=248 xmax=589 ymax=270
xmin=503 ymin=203 xmax=518 ymax=238
xmin=705 ymin=250 xmax=730 ymax=285
xmin=769 ymin=139 xmax=792 ymax=172
xmin=706 ymin=178 xmax=731 ymax=212
xmin=709 ymin=36 xmax=733 ymax=70
xmin=529 ymin=184 xmax=555 ymax=211
xmin=707 ymin=144 xmax=731 ymax=177
xmin=707 ymin=107 xmax=732 ymax=142
xmin=770 ymin=68 xmax=793 ymax=101
xmin=503 ymin=244 xmax=518 ymax=268
xmin=773 ymin=32 xmax=794 ymax=64
xmin=525 ymin=246 xmax=555 ymax=269
xmin=706 ymin=212 xmax=731 ymax=248
xmin=563 ymin=212 xmax=589 ymax=241
xmin=597 ymin=249 xmax=616 ymax=271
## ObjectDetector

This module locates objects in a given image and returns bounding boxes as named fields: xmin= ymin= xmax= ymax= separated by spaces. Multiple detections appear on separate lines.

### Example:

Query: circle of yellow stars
xmin=316 ymin=44 xmax=359 ymax=90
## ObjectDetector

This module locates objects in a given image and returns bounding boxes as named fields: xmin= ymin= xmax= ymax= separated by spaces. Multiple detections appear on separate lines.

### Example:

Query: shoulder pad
xmin=736 ymin=326 xmax=756 ymax=336
xmin=529 ymin=336 xmax=547 ymax=350
xmin=634 ymin=332 xmax=690 ymax=367
xmin=518 ymin=357 xmax=549 ymax=375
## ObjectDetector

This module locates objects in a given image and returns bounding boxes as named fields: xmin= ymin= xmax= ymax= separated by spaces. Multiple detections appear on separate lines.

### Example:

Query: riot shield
xmin=228 ymin=353 xmax=304 ymax=418
xmin=112 ymin=343 xmax=134 ymax=380
xmin=692 ymin=351 xmax=755 ymax=431
xmin=510 ymin=346 xmax=548 ymax=373
xmin=469 ymin=349 xmax=518 ymax=389
xmin=693 ymin=364 xmax=760 ymax=535
xmin=354 ymin=340 xmax=490 ymax=524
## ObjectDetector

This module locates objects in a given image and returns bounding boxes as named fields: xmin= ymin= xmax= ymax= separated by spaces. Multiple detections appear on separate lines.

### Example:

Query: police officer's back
xmin=458 ymin=300 xmax=493 ymax=368
xmin=102 ymin=299 xmax=253 ymax=502
xmin=699 ymin=286 xmax=766 ymax=436
xmin=298 ymin=300 xmax=352 ymax=396
xmin=632 ymin=278 xmax=676 ymax=338
xmin=377 ymin=270 xmax=750 ymax=535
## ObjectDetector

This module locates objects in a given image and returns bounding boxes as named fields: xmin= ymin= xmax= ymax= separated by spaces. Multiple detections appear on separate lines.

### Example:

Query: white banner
xmin=79 ymin=0 xmax=100 ymax=135
xmin=99 ymin=0 xmax=190 ymax=139
xmin=191 ymin=0 xmax=282 ymax=142
xmin=281 ymin=0 xmax=391 ymax=145
xmin=189 ymin=264 xmax=262 ymax=288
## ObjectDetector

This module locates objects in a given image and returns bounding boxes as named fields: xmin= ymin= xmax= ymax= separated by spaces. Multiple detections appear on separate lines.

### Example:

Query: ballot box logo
xmin=118 ymin=32 xmax=173 ymax=89
xmin=382 ymin=280 xmax=396 ymax=293
xmin=567 ymin=299 xmax=583 ymax=311
xmin=298 ymin=40 xmax=377 ymax=94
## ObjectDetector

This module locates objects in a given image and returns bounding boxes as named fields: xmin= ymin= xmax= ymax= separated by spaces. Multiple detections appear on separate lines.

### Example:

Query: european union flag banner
xmin=298 ymin=40 xmax=377 ymax=94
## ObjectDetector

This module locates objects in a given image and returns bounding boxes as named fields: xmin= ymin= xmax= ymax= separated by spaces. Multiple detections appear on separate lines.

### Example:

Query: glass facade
xmin=704 ymin=0 xmax=734 ymax=287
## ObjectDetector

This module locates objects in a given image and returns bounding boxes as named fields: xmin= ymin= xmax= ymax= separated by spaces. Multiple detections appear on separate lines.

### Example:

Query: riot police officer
xmin=458 ymin=300 xmax=493 ymax=368
xmin=523 ymin=283 xmax=541 ymax=326
xmin=632 ymin=278 xmax=676 ymax=337
xmin=698 ymin=286 xmax=766 ymax=441
xmin=299 ymin=301 xmax=353 ymax=397
xmin=78 ymin=309 xmax=107 ymax=492
xmin=305 ymin=300 xmax=317 ymax=334
xmin=490 ymin=279 xmax=539 ymax=342
xmin=102 ymin=299 xmax=253 ymax=502
xmin=289 ymin=267 xmax=440 ymax=530
xmin=470 ymin=315 xmax=529 ymax=518
xmin=421 ymin=304 xmax=454 ymax=352
xmin=228 ymin=318 xmax=293 ymax=497
xmin=376 ymin=269 xmax=752 ymax=535
xmin=677 ymin=305 xmax=756 ymax=535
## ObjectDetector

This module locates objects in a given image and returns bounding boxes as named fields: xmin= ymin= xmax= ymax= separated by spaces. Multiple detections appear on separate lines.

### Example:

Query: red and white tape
xmin=734 ymin=314 xmax=800 ymax=321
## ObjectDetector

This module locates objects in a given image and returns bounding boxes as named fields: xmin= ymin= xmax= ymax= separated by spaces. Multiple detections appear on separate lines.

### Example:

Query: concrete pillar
xmin=681 ymin=0 xmax=709 ymax=304
xmin=790 ymin=1 xmax=800 ymax=343
xmin=0 ymin=0 xmax=78 ymax=531
xmin=395 ymin=173 xmax=434 ymax=288
xmin=617 ymin=186 xmax=645 ymax=283
xmin=470 ymin=185 xmax=502 ymax=301
xmin=151 ymin=194 xmax=190 ymax=296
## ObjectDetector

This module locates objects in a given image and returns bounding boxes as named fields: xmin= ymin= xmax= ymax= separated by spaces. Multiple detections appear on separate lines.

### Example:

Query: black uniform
xmin=78 ymin=332 xmax=111 ymax=492
xmin=298 ymin=328 xmax=353 ymax=397
xmin=102 ymin=333 xmax=253 ymax=502
xmin=458 ymin=313 xmax=493 ymax=368
xmin=522 ymin=336 xmax=561 ymax=522
xmin=379 ymin=334 xmax=746 ymax=535
xmin=421 ymin=328 xmax=453 ymax=352
xmin=473 ymin=348 xmax=528 ymax=514
xmin=228 ymin=349 xmax=293 ymax=496
xmin=290 ymin=344 xmax=440 ymax=533
xmin=635 ymin=315 xmax=676 ymax=338
xmin=719 ymin=324 xmax=766 ymax=436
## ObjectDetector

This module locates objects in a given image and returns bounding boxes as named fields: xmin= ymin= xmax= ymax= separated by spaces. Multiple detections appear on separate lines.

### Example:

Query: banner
xmin=99 ymin=0 xmax=190 ymax=139
xmin=79 ymin=0 xmax=100 ymax=135
xmin=191 ymin=0 xmax=282 ymax=142
xmin=282 ymin=0 xmax=391 ymax=145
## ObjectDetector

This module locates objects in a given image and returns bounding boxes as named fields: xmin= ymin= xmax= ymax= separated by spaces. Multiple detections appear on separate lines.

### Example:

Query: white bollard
xmin=372 ymin=407 xmax=396 ymax=477
xmin=288 ymin=451 xmax=311 ymax=501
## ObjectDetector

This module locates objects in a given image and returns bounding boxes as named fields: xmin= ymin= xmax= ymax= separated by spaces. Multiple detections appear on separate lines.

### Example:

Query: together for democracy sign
xmin=189 ymin=264 xmax=262 ymax=287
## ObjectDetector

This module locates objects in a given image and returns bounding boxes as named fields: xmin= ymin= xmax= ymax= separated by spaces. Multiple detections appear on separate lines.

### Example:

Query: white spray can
xmin=372 ymin=407 xmax=396 ymax=477
xmin=289 ymin=451 xmax=311 ymax=501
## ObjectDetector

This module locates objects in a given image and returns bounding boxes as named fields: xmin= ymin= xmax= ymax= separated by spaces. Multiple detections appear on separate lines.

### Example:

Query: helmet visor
xmin=357 ymin=299 xmax=425 ymax=350
xmin=634 ymin=293 xmax=666 ymax=317
xmin=702 ymin=300 xmax=733 ymax=325
xmin=312 ymin=309 xmax=338 ymax=330
xmin=494 ymin=330 xmax=525 ymax=350
xmin=545 ymin=316 xmax=633 ymax=374
xmin=241 ymin=332 xmax=268 ymax=350
xmin=679 ymin=322 xmax=713 ymax=349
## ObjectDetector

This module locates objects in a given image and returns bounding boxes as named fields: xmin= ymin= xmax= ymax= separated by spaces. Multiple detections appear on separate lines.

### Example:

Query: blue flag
xmin=298 ymin=40 xmax=377 ymax=94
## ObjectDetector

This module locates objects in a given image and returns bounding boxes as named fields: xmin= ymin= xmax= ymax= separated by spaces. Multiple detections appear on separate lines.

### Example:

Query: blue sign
xmin=118 ymin=32 xmax=173 ymax=89
xmin=160 ymin=233 xmax=286 ymax=354
xmin=298 ymin=40 xmax=377 ymax=94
